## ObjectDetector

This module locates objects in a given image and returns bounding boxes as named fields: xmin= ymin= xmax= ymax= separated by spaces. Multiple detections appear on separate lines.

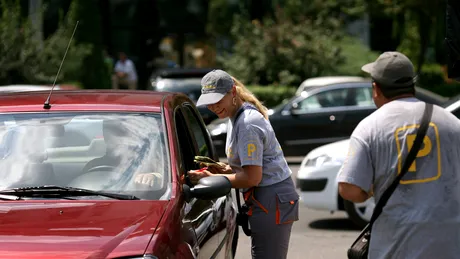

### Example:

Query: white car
xmin=296 ymin=97 xmax=460 ymax=228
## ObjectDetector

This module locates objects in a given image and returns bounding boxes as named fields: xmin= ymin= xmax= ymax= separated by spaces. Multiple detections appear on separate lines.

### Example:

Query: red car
xmin=0 ymin=90 xmax=238 ymax=259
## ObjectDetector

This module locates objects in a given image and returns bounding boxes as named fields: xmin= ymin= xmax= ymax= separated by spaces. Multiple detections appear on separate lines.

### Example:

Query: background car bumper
xmin=296 ymin=164 xmax=342 ymax=212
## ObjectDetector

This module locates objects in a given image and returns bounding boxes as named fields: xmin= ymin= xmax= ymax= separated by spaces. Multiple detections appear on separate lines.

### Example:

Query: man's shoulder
xmin=352 ymin=111 xmax=379 ymax=140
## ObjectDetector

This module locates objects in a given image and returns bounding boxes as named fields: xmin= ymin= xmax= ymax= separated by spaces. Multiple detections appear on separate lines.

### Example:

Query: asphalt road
xmin=234 ymin=163 xmax=362 ymax=259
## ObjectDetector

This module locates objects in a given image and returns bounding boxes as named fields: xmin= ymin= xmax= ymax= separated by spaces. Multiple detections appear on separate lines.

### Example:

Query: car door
xmin=272 ymin=87 xmax=351 ymax=156
xmin=180 ymin=103 xmax=230 ymax=259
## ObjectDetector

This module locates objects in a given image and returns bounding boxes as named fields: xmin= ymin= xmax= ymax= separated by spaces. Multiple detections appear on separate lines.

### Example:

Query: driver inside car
xmin=81 ymin=119 xmax=163 ymax=188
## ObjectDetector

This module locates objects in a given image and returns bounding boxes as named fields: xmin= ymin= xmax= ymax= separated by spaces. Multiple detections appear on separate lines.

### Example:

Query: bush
xmin=418 ymin=63 xmax=460 ymax=97
xmin=246 ymin=85 xmax=296 ymax=108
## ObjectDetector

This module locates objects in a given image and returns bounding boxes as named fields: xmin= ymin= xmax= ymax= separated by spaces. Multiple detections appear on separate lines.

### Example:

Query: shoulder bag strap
xmin=233 ymin=105 xmax=259 ymax=236
xmin=369 ymin=102 xmax=433 ymax=227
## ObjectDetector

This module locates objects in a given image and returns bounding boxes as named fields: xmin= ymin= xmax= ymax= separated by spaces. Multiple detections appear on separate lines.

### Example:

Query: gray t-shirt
xmin=226 ymin=103 xmax=291 ymax=191
xmin=337 ymin=97 xmax=460 ymax=259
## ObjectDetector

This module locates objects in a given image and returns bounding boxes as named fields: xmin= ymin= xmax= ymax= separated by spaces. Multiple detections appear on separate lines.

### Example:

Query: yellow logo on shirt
xmin=227 ymin=147 xmax=233 ymax=158
xmin=394 ymin=122 xmax=441 ymax=184
xmin=247 ymin=144 xmax=256 ymax=157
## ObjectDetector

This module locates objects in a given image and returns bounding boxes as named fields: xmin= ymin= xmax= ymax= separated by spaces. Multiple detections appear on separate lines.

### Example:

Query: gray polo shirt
xmin=226 ymin=103 xmax=291 ymax=191
xmin=337 ymin=97 xmax=460 ymax=259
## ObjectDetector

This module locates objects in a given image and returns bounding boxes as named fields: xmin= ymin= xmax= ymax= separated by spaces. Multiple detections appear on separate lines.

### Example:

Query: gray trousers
xmin=245 ymin=177 xmax=299 ymax=259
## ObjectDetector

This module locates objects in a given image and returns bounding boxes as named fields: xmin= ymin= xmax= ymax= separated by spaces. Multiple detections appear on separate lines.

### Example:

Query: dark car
xmin=0 ymin=90 xmax=237 ymax=258
xmin=208 ymin=81 xmax=448 ymax=157
xmin=149 ymin=68 xmax=218 ymax=124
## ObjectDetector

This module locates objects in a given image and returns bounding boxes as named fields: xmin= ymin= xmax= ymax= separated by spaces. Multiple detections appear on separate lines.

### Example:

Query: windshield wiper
xmin=0 ymin=185 xmax=140 ymax=200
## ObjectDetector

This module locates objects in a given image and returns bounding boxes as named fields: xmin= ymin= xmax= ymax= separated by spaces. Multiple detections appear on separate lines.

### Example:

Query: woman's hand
xmin=202 ymin=162 xmax=233 ymax=175
xmin=187 ymin=168 xmax=213 ymax=185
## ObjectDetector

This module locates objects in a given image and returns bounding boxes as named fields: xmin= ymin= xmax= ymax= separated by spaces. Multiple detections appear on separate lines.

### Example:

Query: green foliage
xmin=218 ymin=10 xmax=342 ymax=86
xmin=0 ymin=0 xmax=92 ymax=85
xmin=216 ymin=0 xmax=371 ymax=87
xmin=246 ymin=85 xmax=296 ymax=108
xmin=334 ymin=36 xmax=380 ymax=76
xmin=418 ymin=63 xmax=460 ymax=97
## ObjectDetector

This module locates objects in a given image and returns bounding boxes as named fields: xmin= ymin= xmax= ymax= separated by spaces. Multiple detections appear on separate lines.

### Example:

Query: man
xmin=337 ymin=51 xmax=460 ymax=258
xmin=82 ymin=119 xmax=162 ymax=188
xmin=112 ymin=52 xmax=138 ymax=90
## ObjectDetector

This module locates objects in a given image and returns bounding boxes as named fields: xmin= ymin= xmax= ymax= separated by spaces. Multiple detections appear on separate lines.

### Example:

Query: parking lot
xmin=235 ymin=163 xmax=361 ymax=259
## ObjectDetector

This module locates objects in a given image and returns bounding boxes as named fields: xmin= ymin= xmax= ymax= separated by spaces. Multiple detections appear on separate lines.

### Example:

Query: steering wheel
xmin=87 ymin=165 xmax=117 ymax=173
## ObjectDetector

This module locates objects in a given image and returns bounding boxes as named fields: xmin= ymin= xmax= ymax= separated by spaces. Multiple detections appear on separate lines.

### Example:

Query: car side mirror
xmin=183 ymin=175 xmax=232 ymax=202
xmin=289 ymin=103 xmax=301 ymax=115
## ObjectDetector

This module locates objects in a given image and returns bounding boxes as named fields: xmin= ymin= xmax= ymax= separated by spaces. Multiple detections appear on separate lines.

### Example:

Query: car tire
xmin=343 ymin=198 xmax=375 ymax=228
xmin=231 ymin=225 xmax=239 ymax=258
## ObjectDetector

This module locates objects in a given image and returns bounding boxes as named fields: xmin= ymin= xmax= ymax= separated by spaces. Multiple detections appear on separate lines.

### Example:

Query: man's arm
xmin=337 ymin=135 xmax=374 ymax=203
xmin=338 ymin=182 xmax=372 ymax=203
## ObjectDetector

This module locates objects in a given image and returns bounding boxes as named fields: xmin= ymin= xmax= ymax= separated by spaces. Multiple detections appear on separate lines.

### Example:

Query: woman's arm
xmin=224 ymin=165 xmax=262 ymax=188
xmin=189 ymin=165 xmax=262 ymax=189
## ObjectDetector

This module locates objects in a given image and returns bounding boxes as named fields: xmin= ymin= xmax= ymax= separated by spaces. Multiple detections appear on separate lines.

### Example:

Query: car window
xmin=354 ymin=87 xmax=374 ymax=107
xmin=453 ymin=108 xmax=460 ymax=119
xmin=297 ymin=88 xmax=348 ymax=111
xmin=182 ymin=105 xmax=212 ymax=157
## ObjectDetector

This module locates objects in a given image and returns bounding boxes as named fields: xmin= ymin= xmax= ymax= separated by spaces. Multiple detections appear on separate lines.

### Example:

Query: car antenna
xmin=43 ymin=21 xmax=79 ymax=110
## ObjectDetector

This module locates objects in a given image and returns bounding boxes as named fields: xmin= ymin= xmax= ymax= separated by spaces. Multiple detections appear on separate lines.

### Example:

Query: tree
xmin=372 ymin=0 xmax=447 ymax=73
xmin=0 ymin=0 xmax=91 ymax=85
xmin=217 ymin=0 xmax=372 ymax=86
xmin=72 ymin=0 xmax=110 ymax=89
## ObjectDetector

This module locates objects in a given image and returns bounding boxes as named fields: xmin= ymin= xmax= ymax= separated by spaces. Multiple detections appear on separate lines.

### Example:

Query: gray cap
xmin=362 ymin=51 xmax=415 ymax=88
xmin=196 ymin=69 xmax=234 ymax=106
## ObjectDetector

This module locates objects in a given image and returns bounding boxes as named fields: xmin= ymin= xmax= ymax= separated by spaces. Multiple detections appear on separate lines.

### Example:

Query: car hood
xmin=306 ymin=138 xmax=351 ymax=160
xmin=0 ymin=200 xmax=169 ymax=258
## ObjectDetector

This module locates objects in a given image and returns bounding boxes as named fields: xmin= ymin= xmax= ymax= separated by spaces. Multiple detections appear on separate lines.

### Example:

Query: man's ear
xmin=372 ymin=82 xmax=381 ymax=99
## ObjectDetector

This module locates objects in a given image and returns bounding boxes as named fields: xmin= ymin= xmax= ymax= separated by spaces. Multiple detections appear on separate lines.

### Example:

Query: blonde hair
xmin=232 ymin=76 xmax=269 ymax=119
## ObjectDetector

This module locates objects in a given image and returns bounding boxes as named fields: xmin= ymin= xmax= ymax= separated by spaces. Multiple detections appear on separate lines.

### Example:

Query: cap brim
xmin=196 ymin=92 xmax=226 ymax=107
xmin=361 ymin=62 xmax=375 ymax=74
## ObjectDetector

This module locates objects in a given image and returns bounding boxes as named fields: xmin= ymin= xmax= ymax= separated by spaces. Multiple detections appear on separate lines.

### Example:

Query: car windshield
xmin=0 ymin=112 xmax=170 ymax=200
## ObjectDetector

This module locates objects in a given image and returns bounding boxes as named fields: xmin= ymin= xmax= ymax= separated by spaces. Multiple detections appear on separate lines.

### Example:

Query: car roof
xmin=156 ymin=78 xmax=202 ymax=89
xmin=153 ymin=68 xmax=215 ymax=79
xmin=296 ymin=76 xmax=369 ymax=95
xmin=0 ymin=90 xmax=177 ymax=113
xmin=299 ymin=76 xmax=368 ymax=87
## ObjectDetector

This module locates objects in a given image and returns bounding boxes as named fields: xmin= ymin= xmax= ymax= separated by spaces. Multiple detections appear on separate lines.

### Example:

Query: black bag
xmin=347 ymin=103 xmax=433 ymax=259
xmin=233 ymin=106 xmax=259 ymax=237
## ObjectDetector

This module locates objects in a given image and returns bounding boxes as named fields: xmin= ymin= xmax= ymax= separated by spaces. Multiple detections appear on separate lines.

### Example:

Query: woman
xmin=188 ymin=69 xmax=299 ymax=259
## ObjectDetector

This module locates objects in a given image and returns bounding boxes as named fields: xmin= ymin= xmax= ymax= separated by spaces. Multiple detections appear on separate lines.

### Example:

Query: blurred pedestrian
xmin=112 ymin=52 xmax=138 ymax=90
xmin=188 ymin=69 xmax=299 ymax=259
xmin=338 ymin=51 xmax=460 ymax=258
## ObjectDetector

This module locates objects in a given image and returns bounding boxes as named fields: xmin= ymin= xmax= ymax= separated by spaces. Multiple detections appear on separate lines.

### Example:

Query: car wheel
xmin=231 ymin=225 xmax=239 ymax=258
xmin=343 ymin=197 xmax=375 ymax=228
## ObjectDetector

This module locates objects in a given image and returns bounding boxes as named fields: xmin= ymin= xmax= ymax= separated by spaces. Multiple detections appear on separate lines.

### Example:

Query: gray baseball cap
xmin=196 ymin=69 xmax=234 ymax=106
xmin=362 ymin=51 xmax=416 ymax=87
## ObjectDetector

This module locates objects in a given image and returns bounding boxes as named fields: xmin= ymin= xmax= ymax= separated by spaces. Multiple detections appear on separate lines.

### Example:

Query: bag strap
xmin=233 ymin=105 xmax=259 ymax=236
xmin=369 ymin=102 xmax=433 ymax=227
xmin=234 ymin=105 xmax=258 ymax=122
